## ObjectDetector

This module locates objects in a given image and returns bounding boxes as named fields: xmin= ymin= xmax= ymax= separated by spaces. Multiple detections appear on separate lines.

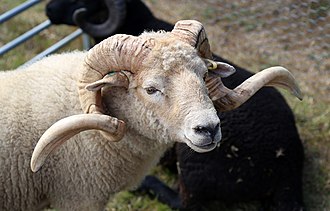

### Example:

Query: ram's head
xmin=31 ymin=20 xmax=302 ymax=172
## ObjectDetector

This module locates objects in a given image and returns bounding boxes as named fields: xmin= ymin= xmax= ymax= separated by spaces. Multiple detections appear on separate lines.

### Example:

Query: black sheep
xmin=45 ymin=0 xmax=305 ymax=210
xmin=46 ymin=0 xmax=173 ymax=43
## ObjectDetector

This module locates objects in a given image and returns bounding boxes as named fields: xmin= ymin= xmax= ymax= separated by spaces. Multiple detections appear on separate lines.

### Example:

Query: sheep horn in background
xmin=73 ymin=0 xmax=126 ymax=38
xmin=31 ymin=114 xmax=125 ymax=172
xmin=171 ymin=20 xmax=302 ymax=111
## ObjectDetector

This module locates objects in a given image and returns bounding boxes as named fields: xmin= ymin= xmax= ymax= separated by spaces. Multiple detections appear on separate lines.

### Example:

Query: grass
xmin=1 ymin=0 xmax=329 ymax=210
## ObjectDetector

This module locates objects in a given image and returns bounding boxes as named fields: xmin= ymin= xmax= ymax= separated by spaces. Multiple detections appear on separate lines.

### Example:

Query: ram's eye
xmin=145 ymin=87 xmax=159 ymax=95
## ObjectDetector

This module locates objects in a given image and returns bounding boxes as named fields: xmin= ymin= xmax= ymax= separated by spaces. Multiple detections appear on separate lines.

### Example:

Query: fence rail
xmin=0 ymin=0 xmax=41 ymax=24
xmin=0 ymin=0 xmax=90 ymax=65
xmin=24 ymin=29 xmax=84 ymax=67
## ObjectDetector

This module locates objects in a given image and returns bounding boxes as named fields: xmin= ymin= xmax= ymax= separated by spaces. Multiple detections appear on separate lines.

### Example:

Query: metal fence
xmin=204 ymin=0 xmax=330 ymax=71
xmin=0 ymin=0 xmax=90 ymax=66
xmin=204 ymin=0 xmax=330 ymax=102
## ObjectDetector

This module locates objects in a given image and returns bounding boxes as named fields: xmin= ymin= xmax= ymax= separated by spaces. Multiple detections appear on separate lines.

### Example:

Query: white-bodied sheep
xmin=0 ymin=20 xmax=302 ymax=211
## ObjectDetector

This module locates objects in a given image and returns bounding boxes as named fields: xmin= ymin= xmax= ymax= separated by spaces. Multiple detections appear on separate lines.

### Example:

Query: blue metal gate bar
xmin=24 ymin=29 xmax=83 ymax=66
xmin=0 ymin=0 xmax=41 ymax=24
xmin=1 ymin=0 xmax=91 ymax=66
xmin=0 ymin=20 xmax=52 ymax=56
xmin=82 ymin=34 xmax=91 ymax=50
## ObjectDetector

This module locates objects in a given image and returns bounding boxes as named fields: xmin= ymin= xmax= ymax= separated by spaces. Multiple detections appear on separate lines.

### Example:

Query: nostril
xmin=194 ymin=123 xmax=220 ymax=140
xmin=194 ymin=126 xmax=208 ymax=133
xmin=194 ymin=125 xmax=212 ymax=137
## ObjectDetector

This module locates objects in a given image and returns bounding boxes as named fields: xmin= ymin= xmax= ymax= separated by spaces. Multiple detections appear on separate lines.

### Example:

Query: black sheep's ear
xmin=204 ymin=59 xmax=236 ymax=78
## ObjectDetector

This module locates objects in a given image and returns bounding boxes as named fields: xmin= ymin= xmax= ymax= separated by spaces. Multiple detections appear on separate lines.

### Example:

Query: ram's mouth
xmin=184 ymin=137 xmax=218 ymax=153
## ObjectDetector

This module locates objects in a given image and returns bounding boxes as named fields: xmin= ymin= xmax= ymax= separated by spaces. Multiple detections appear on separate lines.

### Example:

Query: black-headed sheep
xmin=45 ymin=1 xmax=306 ymax=210
xmin=46 ymin=0 xmax=173 ymax=43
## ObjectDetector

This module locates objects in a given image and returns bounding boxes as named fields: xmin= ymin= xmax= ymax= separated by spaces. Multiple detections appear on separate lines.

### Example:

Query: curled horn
xmin=171 ymin=20 xmax=303 ymax=111
xmin=31 ymin=34 xmax=155 ymax=172
xmin=73 ymin=0 xmax=126 ymax=38
xmin=31 ymin=114 xmax=125 ymax=172
xmin=207 ymin=66 xmax=303 ymax=111
xmin=79 ymin=34 xmax=154 ymax=114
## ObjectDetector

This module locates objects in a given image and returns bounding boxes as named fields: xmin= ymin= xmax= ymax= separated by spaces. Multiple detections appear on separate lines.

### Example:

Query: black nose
xmin=194 ymin=123 xmax=220 ymax=140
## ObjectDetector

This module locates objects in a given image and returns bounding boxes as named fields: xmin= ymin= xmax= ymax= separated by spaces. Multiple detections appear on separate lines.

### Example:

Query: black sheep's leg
xmin=137 ymin=175 xmax=182 ymax=210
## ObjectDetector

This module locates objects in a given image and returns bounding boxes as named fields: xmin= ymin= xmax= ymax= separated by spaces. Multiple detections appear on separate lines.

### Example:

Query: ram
xmin=0 ymin=20 xmax=301 ymax=211
xmin=45 ymin=0 xmax=306 ymax=210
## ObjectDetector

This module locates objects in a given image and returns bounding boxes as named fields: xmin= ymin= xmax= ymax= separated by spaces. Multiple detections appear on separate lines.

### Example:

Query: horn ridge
xmin=171 ymin=20 xmax=212 ymax=58
xmin=79 ymin=34 xmax=155 ymax=114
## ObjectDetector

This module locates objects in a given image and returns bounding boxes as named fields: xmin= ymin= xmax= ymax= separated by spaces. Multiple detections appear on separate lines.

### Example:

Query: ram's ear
xmin=204 ymin=59 xmax=236 ymax=78
xmin=85 ymin=72 xmax=129 ymax=92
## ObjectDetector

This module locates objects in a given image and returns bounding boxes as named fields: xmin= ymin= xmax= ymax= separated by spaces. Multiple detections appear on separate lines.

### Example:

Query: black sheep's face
xmin=46 ymin=0 xmax=103 ymax=25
